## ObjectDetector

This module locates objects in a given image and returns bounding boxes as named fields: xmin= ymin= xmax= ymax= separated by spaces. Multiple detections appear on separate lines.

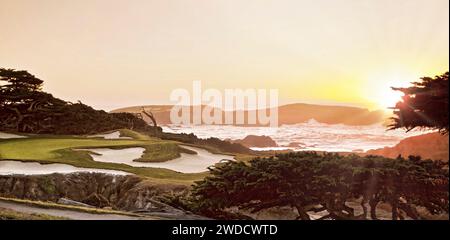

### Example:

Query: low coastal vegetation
xmin=136 ymin=143 xmax=197 ymax=163
xmin=161 ymin=132 xmax=253 ymax=155
xmin=174 ymin=152 xmax=449 ymax=220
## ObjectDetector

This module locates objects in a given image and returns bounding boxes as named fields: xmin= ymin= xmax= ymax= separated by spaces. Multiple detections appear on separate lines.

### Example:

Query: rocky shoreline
xmin=0 ymin=172 xmax=206 ymax=219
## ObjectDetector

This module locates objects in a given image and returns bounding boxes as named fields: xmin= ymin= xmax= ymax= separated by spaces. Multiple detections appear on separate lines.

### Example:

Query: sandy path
xmin=0 ymin=132 xmax=27 ymax=139
xmin=0 ymin=200 xmax=151 ymax=220
xmin=0 ymin=160 xmax=130 ymax=176
xmin=89 ymin=131 xmax=132 ymax=139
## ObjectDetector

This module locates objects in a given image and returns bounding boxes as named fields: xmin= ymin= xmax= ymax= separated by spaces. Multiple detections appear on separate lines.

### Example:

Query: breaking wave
xmin=162 ymin=119 xmax=428 ymax=152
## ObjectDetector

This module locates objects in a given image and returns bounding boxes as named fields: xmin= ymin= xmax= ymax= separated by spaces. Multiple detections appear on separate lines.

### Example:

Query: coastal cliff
xmin=366 ymin=132 xmax=449 ymax=161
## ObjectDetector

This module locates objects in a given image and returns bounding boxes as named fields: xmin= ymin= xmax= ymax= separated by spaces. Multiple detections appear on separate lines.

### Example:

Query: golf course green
xmin=0 ymin=129 xmax=209 ymax=183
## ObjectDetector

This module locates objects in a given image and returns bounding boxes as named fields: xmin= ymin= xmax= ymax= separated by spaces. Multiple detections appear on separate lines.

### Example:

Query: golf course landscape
xmin=0 ymin=129 xmax=232 ymax=182
xmin=1 ymin=0 xmax=449 ymax=225
xmin=0 ymin=64 xmax=448 ymax=220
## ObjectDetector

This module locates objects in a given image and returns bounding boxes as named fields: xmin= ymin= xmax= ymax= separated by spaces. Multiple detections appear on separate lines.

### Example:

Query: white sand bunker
xmin=85 ymin=146 xmax=234 ymax=173
xmin=89 ymin=131 xmax=132 ymax=139
xmin=0 ymin=132 xmax=27 ymax=139
xmin=0 ymin=161 xmax=129 ymax=176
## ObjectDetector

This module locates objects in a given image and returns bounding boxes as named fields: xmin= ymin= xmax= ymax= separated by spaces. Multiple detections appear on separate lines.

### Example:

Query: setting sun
xmin=0 ymin=0 xmax=448 ymax=223
xmin=363 ymin=70 xmax=421 ymax=110
xmin=377 ymin=88 xmax=404 ymax=110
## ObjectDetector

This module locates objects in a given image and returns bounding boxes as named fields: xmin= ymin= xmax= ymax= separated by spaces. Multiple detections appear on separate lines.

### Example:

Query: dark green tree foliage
xmin=0 ymin=68 xmax=159 ymax=134
xmin=190 ymin=152 xmax=449 ymax=220
xmin=161 ymin=132 xmax=252 ymax=154
xmin=389 ymin=72 xmax=449 ymax=134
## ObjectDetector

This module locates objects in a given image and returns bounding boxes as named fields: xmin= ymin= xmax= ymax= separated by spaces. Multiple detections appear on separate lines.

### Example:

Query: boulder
xmin=0 ymin=173 xmax=200 ymax=219
xmin=232 ymin=135 xmax=278 ymax=148
xmin=283 ymin=142 xmax=305 ymax=148
xmin=82 ymin=193 xmax=110 ymax=208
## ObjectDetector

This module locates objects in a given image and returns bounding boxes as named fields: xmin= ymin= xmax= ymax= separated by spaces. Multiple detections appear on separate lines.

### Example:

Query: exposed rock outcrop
xmin=366 ymin=132 xmax=449 ymax=161
xmin=282 ymin=142 xmax=306 ymax=148
xmin=82 ymin=193 xmax=110 ymax=208
xmin=231 ymin=135 xmax=278 ymax=148
xmin=0 ymin=173 xmax=202 ymax=218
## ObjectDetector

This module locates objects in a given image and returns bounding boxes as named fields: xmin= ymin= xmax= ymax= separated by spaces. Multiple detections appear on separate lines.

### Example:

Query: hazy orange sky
xmin=1 ymin=0 xmax=448 ymax=111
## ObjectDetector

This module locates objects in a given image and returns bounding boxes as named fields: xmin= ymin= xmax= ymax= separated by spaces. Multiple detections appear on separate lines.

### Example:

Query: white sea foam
xmin=162 ymin=119 xmax=428 ymax=152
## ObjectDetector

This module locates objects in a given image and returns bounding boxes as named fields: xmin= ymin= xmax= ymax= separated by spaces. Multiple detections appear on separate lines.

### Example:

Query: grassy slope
xmin=141 ymin=143 xmax=180 ymax=162
xmin=120 ymin=129 xmax=198 ymax=162
xmin=0 ymin=132 xmax=207 ymax=182
xmin=118 ymin=129 xmax=156 ymax=140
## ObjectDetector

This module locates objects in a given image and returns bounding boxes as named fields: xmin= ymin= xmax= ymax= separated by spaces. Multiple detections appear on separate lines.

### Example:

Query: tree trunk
xmin=11 ymin=107 xmax=24 ymax=132
xmin=361 ymin=197 xmax=368 ymax=219
xmin=369 ymin=198 xmax=379 ymax=220
xmin=295 ymin=205 xmax=311 ymax=220
xmin=398 ymin=202 xmax=420 ymax=220
xmin=342 ymin=204 xmax=354 ymax=216
xmin=391 ymin=201 xmax=399 ymax=220
xmin=142 ymin=107 xmax=157 ymax=127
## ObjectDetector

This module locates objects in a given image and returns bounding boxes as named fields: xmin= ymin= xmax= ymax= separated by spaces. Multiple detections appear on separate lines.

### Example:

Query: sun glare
xmin=365 ymin=72 xmax=414 ymax=111
xmin=377 ymin=88 xmax=404 ymax=110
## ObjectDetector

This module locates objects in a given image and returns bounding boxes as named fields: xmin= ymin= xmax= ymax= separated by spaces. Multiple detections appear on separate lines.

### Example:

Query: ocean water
xmin=162 ymin=119 xmax=428 ymax=152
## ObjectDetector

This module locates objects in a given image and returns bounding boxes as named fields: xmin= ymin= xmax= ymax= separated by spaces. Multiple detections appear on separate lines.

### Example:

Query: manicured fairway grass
xmin=0 ymin=137 xmax=144 ymax=161
xmin=0 ymin=132 xmax=207 ymax=182
xmin=117 ymin=129 xmax=157 ymax=140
